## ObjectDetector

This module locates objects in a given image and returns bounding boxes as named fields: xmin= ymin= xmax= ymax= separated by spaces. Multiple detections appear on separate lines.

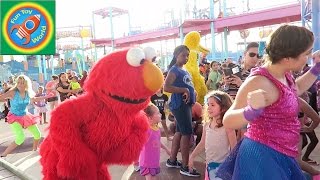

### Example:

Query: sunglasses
xmin=249 ymin=52 xmax=262 ymax=59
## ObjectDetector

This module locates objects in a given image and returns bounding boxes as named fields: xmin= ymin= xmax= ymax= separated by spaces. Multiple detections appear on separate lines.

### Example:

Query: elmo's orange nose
xmin=143 ymin=61 xmax=164 ymax=92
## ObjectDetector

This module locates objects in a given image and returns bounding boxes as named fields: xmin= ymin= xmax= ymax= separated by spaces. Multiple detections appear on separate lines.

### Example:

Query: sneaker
xmin=180 ymin=166 xmax=201 ymax=177
xmin=166 ymin=159 xmax=182 ymax=168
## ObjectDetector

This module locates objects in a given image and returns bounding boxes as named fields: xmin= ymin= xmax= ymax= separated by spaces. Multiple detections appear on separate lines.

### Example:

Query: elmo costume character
xmin=40 ymin=47 xmax=164 ymax=180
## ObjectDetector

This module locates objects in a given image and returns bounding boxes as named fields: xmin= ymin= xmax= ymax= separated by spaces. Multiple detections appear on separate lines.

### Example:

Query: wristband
xmin=309 ymin=62 xmax=320 ymax=76
xmin=243 ymin=105 xmax=264 ymax=122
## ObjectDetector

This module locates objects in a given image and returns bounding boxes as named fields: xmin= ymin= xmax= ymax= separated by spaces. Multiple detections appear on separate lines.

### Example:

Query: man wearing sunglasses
xmin=224 ymin=42 xmax=261 ymax=96
xmin=237 ymin=42 xmax=261 ymax=84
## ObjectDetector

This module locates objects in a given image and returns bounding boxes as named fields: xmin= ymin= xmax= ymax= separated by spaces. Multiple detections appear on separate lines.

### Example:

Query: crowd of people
xmin=1 ymin=24 xmax=320 ymax=180
xmin=136 ymin=25 xmax=320 ymax=180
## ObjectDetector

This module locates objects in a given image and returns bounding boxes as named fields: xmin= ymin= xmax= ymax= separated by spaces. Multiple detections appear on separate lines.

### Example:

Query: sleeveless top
xmin=205 ymin=123 xmax=230 ymax=163
xmin=168 ymin=65 xmax=195 ymax=110
xmin=10 ymin=90 xmax=30 ymax=116
xmin=245 ymin=67 xmax=300 ymax=157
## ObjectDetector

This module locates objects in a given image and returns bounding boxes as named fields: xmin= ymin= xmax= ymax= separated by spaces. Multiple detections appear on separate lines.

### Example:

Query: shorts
xmin=47 ymin=96 xmax=58 ymax=102
xmin=171 ymin=103 xmax=193 ymax=135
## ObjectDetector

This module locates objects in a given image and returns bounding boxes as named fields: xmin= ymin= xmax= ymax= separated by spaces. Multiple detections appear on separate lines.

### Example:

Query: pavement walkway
xmin=0 ymin=165 xmax=20 ymax=180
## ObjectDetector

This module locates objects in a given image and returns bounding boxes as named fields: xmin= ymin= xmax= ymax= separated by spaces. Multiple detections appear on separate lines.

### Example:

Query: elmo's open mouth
xmin=109 ymin=94 xmax=146 ymax=104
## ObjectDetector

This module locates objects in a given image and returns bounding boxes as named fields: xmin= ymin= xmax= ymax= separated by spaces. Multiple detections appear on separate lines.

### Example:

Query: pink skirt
xmin=7 ymin=112 xmax=40 ymax=128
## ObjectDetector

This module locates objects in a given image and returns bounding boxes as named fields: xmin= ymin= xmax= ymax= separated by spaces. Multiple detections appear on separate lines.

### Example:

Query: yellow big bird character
xmin=183 ymin=31 xmax=210 ymax=104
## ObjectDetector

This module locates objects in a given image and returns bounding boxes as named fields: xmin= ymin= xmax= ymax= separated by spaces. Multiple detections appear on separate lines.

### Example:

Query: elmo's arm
xmin=107 ymin=112 xmax=149 ymax=165
xmin=49 ymin=101 xmax=98 ymax=179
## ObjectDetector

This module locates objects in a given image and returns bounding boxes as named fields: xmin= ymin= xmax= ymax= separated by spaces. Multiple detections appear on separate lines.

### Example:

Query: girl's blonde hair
xmin=144 ymin=103 xmax=157 ymax=117
xmin=11 ymin=75 xmax=35 ymax=97
xmin=203 ymin=90 xmax=233 ymax=128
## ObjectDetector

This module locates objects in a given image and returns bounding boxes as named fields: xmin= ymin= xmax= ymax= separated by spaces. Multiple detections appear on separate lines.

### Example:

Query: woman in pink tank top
xmin=217 ymin=25 xmax=320 ymax=180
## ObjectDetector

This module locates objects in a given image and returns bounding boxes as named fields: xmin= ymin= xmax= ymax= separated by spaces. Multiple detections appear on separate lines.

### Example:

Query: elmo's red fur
xmin=40 ymin=48 xmax=164 ymax=180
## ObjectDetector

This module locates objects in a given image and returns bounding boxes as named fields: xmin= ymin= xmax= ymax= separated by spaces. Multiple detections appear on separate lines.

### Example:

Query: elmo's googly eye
xmin=126 ymin=48 xmax=145 ymax=67
xmin=143 ymin=47 xmax=157 ymax=62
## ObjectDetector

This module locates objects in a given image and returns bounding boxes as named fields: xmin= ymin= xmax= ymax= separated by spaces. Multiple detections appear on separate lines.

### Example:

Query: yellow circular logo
xmin=2 ymin=2 xmax=54 ymax=54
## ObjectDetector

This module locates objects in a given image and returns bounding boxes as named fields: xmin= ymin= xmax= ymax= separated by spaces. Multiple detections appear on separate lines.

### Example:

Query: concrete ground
xmin=0 ymin=165 xmax=20 ymax=180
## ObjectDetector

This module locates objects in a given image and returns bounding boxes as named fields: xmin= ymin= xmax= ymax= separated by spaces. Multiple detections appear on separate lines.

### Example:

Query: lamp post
xmin=50 ymin=55 xmax=54 ymax=75
xmin=92 ymin=13 xmax=98 ymax=61
xmin=92 ymin=7 xmax=129 ymax=53
xmin=209 ymin=0 xmax=216 ymax=60
xmin=223 ymin=0 xmax=228 ymax=60
xmin=109 ymin=7 xmax=115 ymax=50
